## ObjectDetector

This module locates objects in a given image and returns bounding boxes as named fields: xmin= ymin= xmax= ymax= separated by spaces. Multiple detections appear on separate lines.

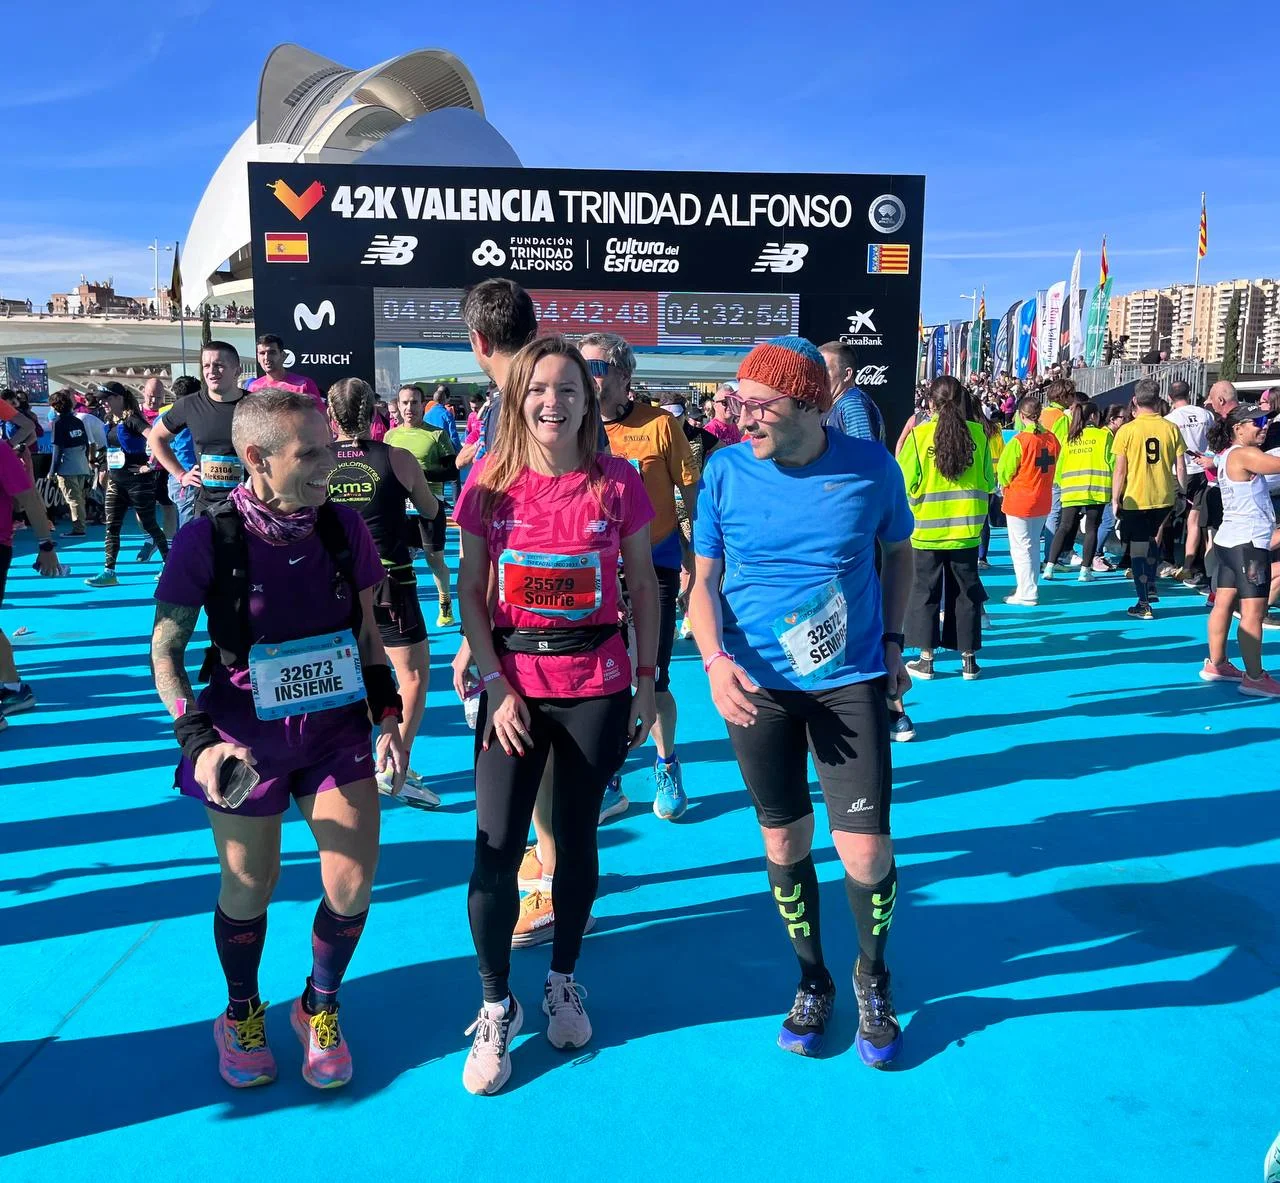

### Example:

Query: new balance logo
xmin=751 ymin=242 xmax=809 ymax=274
xmin=361 ymin=235 xmax=418 ymax=266
xmin=293 ymin=300 xmax=335 ymax=331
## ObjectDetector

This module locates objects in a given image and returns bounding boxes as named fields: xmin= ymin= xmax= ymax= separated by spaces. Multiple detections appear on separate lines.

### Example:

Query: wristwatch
xmin=38 ymin=539 xmax=55 ymax=553
xmin=882 ymin=632 xmax=905 ymax=648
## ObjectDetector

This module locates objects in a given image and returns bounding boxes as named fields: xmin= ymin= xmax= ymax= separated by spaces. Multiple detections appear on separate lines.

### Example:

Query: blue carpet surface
xmin=1 ymin=524 xmax=1277 ymax=1181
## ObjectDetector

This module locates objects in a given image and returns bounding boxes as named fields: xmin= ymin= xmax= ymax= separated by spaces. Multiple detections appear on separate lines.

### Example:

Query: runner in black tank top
xmin=327 ymin=378 xmax=443 ymax=808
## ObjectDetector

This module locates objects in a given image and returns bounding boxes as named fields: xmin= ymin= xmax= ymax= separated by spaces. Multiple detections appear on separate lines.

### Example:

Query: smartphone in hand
xmin=219 ymin=757 xmax=261 ymax=810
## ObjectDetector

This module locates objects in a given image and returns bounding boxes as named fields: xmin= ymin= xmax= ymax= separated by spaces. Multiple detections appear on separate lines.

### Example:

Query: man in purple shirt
xmin=248 ymin=334 xmax=324 ymax=414
xmin=150 ymin=388 xmax=405 ymax=1093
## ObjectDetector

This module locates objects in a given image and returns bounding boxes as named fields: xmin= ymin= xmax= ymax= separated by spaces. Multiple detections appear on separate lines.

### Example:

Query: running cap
xmin=99 ymin=381 xmax=131 ymax=398
xmin=1225 ymin=403 xmax=1266 ymax=426
xmin=736 ymin=335 xmax=830 ymax=411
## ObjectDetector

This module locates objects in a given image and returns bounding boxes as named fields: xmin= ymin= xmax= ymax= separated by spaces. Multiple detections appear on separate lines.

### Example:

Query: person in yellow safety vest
xmin=897 ymin=376 xmax=995 ymax=682
xmin=1044 ymin=399 xmax=1114 ymax=583
xmin=1041 ymin=382 xmax=1086 ymax=568
xmin=976 ymin=411 xmax=1004 ymax=571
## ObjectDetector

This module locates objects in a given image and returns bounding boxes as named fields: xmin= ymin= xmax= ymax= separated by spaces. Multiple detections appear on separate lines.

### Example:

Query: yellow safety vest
xmin=898 ymin=419 xmax=994 ymax=549
xmin=1055 ymin=426 xmax=1113 ymax=507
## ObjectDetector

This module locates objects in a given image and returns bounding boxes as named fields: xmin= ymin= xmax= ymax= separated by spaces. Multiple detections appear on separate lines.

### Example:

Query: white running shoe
xmin=543 ymin=977 xmax=592 ymax=1050
xmin=462 ymin=997 xmax=523 ymax=1096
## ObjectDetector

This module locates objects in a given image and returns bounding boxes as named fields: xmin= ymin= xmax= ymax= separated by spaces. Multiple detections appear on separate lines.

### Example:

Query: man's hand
xmin=375 ymin=717 xmax=407 ymax=792
xmin=179 ymin=468 xmax=203 ymax=488
xmin=884 ymin=643 xmax=912 ymax=700
xmin=708 ymin=658 xmax=760 ymax=727
xmin=194 ymin=742 xmax=256 ymax=807
xmin=35 ymin=548 xmax=60 ymax=576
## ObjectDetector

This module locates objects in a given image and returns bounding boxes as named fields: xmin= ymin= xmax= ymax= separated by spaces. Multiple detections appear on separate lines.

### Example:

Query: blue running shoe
xmin=777 ymin=981 xmax=835 ymax=1057
xmin=652 ymin=758 xmax=687 ymax=820
xmin=598 ymin=777 xmax=629 ymax=823
xmin=0 ymin=682 xmax=35 ymax=716
xmin=853 ymin=962 xmax=902 ymax=1068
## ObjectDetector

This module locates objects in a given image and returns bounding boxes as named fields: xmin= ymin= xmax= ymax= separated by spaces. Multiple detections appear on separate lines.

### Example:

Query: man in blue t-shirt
xmin=688 ymin=336 xmax=913 ymax=1068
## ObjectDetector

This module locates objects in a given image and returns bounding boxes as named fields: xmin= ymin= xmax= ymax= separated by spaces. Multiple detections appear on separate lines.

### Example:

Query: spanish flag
xmin=1198 ymin=194 xmax=1208 ymax=259
xmin=265 ymin=232 xmax=309 ymax=263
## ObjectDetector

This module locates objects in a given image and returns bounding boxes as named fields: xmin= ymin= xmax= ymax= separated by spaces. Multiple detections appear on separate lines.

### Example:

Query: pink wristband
xmin=703 ymin=649 xmax=732 ymax=673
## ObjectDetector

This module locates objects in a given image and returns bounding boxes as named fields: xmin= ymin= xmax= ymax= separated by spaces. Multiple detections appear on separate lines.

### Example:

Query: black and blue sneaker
xmin=853 ymin=961 xmax=902 ymax=1068
xmin=0 ymin=682 xmax=35 ymax=716
xmin=777 ymin=979 xmax=835 ymax=1057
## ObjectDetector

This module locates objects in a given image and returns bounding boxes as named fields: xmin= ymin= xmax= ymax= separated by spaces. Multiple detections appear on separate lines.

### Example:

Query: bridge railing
xmin=1070 ymin=359 xmax=1208 ymax=402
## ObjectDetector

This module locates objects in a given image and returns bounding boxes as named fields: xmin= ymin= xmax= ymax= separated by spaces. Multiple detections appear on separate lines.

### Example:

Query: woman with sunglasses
xmin=1200 ymin=404 xmax=1280 ymax=696
xmin=454 ymin=335 xmax=658 ymax=1095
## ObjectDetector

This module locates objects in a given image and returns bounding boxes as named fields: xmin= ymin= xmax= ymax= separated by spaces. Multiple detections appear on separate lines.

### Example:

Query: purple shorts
xmin=177 ymin=685 xmax=374 ymax=817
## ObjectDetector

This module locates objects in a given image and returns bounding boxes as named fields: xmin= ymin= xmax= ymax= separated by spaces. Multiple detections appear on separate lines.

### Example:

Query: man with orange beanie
xmin=687 ymin=335 xmax=913 ymax=1067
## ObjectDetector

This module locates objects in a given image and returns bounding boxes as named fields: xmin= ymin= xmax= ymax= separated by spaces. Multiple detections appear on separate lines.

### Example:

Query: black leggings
xmin=469 ymin=688 xmax=631 ymax=1002
xmin=104 ymin=468 xmax=168 ymax=568
xmin=1048 ymin=503 xmax=1104 ymax=567
xmin=905 ymin=546 xmax=985 ymax=654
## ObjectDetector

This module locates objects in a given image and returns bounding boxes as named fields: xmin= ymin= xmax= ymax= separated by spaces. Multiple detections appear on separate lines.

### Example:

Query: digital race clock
xmin=373 ymin=287 xmax=799 ymax=349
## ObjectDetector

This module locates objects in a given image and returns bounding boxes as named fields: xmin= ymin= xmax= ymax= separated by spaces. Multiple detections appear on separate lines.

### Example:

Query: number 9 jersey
xmin=1112 ymin=415 xmax=1186 ymax=511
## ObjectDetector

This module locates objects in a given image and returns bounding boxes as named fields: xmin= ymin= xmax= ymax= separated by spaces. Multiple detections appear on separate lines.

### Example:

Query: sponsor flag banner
xmin=1068 ymin=249 xmax=1084 ymax=360
xmin=984 ymin=319 xmax=998 ymax=373
xmin=958 ymin=321 xmax=971 ymax=376
xmin=930 ymin=325 xmax=946 ymax=379
xmin=264 ymin=232 xmax=309 ymax=263
xmin=249 ymin=163 xmax=925 ymax=432
xmin=1038 ymin=283 xmax=1064 ymax=376
xmin=946 ymin=319 xmax=963 ymax=375
xmin=1085 ymin=238 xmax=1112 ymax=366
xmin=967 ymin=316 xmax=982 ymax=377
xmin=994 ymin=315 xmax=1009 ymax=377
xmin=1015 ymin=299 xmax=1036 ymax=379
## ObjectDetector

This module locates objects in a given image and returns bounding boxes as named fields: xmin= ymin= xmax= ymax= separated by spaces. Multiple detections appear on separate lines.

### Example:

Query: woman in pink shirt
xmin=453 ymin=336 xmax=658 ymax=1096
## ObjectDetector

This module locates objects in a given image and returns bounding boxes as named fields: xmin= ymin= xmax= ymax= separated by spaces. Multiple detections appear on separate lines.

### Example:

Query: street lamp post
xmin=147 ymin=240 xmax=172 ymax=318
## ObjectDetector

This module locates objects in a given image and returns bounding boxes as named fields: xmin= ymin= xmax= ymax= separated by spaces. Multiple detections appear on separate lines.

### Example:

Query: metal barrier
xmin=1070 ymin=359 xmax=1208 ymax=402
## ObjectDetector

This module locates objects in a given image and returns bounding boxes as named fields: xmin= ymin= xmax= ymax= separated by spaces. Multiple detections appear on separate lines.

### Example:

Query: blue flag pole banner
xmin=1015 ymin=298 xmax=1036 ymax=379
xmin=994 ymin=316 xmax=1010 ymax=376
xmin=1000 ymin=301 xmax=1020 ymax=375
xmin=931 ymin=325 xmax=946 ymax=378
xmin=947 ymin=319 xmax=963 ymax=375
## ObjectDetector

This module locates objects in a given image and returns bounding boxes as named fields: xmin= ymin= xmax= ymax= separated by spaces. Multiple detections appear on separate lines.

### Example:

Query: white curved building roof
xmin=181 ymin=44 xmax=516 ymax=304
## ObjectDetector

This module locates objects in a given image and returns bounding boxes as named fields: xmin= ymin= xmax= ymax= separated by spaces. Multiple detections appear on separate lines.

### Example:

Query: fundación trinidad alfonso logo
xmin=269 ymin=179 xmax=326 ymax=221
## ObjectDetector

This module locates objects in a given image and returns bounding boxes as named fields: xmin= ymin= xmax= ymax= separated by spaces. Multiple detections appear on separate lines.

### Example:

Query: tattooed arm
xmin=150 ymin=600 xmax=200 ymax=718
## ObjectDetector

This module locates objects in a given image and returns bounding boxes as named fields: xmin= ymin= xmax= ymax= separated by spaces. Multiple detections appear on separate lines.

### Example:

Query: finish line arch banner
xmin=247 ymin=164 xmax=925 ymax=431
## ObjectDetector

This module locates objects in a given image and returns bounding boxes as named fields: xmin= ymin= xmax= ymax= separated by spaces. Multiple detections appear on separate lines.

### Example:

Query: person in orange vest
xmin=997 ymin=394 xmax=1061 ymax=605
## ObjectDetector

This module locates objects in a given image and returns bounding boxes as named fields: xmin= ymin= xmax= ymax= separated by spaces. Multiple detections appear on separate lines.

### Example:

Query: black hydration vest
xmin=198 ymin=500 xmax=362 ymax=681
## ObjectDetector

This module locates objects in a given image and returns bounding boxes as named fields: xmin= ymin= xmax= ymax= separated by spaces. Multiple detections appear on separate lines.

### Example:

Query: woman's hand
xmin=483 ymin=680 xmax=534 ymax=756
xmin=628 ymin=679 xmax=658 ymax=749
xmin=375 ymin=716 xmax=407 ymax=791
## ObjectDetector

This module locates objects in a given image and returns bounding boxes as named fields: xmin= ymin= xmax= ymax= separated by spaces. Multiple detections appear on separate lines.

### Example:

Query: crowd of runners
xmin=2 ymin=274 xmax=1277 ymax=1097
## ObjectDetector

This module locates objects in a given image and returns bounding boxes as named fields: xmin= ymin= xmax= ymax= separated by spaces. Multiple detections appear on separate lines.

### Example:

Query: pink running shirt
xmin=454 ymin=455 xmax=654 ymax=699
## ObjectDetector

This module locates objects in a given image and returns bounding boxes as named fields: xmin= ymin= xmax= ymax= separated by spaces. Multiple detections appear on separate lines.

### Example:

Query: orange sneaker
xmin=517 ymin=845 xmax=544 ymax=892
xmin=511 ymin=890 xmax=556 ymax=948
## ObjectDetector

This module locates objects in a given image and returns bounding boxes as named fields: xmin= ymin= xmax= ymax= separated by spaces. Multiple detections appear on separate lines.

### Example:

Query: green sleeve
xmin=897 ymin=429 xmax=921 ymax=496
xmin=997 ymin=436 xmax=1023 ymax=486
xmin=979 ymin=432 xmax=995 ymax=493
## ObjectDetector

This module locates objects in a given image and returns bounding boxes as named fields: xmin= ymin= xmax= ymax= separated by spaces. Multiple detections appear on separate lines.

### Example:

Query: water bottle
xmin=56 ymin=563 xmax=71 ymax=577
xmin=462 ymin=671 xmax=481 ymax=730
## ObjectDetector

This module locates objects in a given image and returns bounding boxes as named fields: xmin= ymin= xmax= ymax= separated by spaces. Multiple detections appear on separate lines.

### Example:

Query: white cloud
xmin=931 ymin=247 xmax=1185 ymax=261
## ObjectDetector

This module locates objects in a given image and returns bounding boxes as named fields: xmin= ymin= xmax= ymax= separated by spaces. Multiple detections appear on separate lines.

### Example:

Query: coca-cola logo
xmin=857 ymin=365 xmax=889 ymax=387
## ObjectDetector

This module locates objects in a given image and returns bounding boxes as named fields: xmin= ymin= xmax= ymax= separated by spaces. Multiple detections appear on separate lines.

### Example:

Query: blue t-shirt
xmin=425 ymin=402 xmax=460 ymax=450
xmin=694 ymin=428 xmax=913 ymax=692
xmin=826 ymin=387 xmax=885 ymax=444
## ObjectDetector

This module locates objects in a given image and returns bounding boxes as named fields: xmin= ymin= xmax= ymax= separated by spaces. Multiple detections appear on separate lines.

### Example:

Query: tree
xmin=1220 ymin=290 xmax=1241 ymax=381
xmin=200 ymin=304 xmax=212 ymax=348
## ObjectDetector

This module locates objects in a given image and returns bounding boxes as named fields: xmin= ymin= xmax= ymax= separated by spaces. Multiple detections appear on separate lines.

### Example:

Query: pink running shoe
xmin=1239 ymin=672 xmax=1280 ymax=699
xmin=213 ymin=1001 xmax=277 ymax=1088
xmin=1199 ymin=659 xmax=1245 ymax=683
xmin=291 ymin=997 xmax=353 ymax=1088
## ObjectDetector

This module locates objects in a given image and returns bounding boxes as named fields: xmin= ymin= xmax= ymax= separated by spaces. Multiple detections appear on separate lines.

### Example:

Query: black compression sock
xmin=766 ymin=856 xmax=830 ymax=989
xmin=845 ymin=861 xmax=897 ymax=975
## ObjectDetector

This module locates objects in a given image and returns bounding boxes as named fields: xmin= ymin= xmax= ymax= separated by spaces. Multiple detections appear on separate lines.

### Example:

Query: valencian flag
xmin=1084 ymin=236 xmax=1113 ymax=366
xmin=1199 ymin=195 xmax=1208 ymax=258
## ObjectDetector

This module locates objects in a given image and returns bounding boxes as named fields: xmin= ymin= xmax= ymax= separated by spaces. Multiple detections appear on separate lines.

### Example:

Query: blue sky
xmin=3 ymin=0 xmax=1278 ymax=323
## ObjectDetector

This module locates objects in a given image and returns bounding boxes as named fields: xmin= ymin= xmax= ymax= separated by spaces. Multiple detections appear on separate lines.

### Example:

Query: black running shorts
xmin=1214 ymin=543 xmax=1271 ymax=599
xmin=726 ymin=676 xmax=892 ymax=836
xmin=1118 ymin=506 xmax=1170 ymax=544
xmin=374 ymin=568 xmax=428 ymax=646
